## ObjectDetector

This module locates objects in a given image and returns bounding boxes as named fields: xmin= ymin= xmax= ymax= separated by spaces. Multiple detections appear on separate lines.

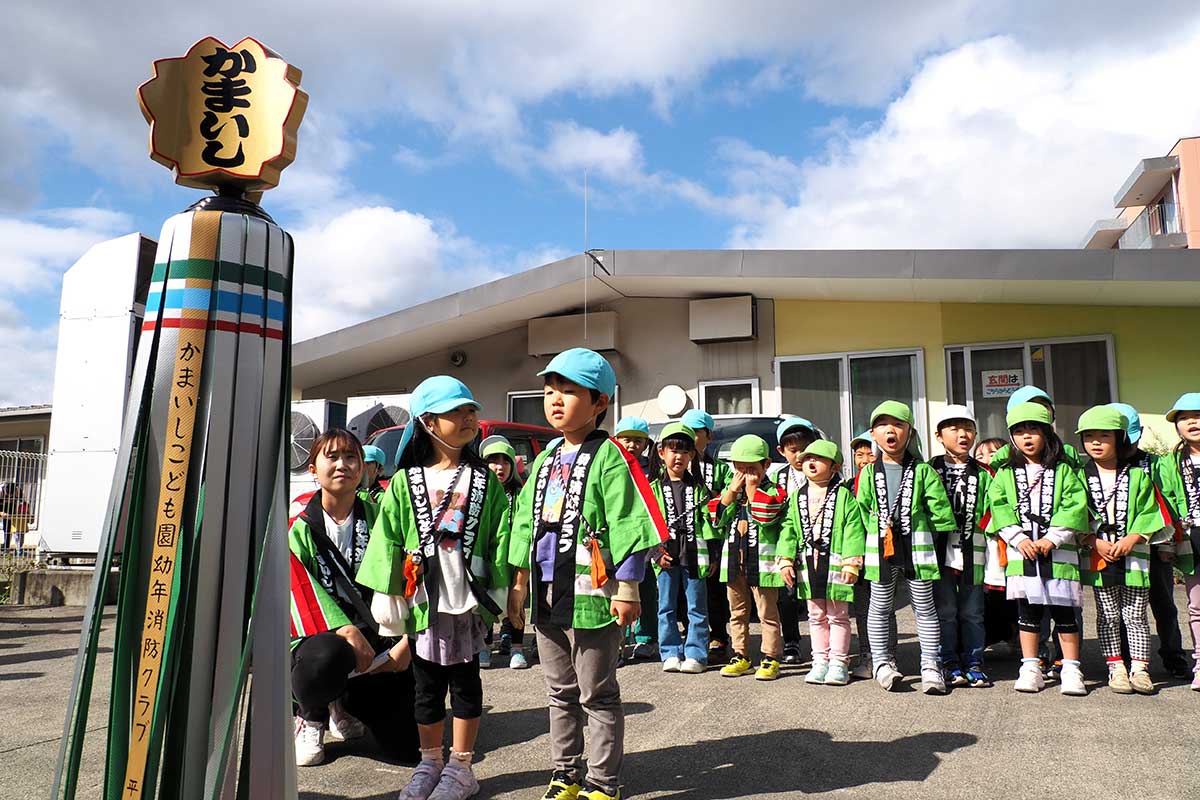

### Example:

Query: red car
xmin=289 ymin=420 xmax=558 ymax=522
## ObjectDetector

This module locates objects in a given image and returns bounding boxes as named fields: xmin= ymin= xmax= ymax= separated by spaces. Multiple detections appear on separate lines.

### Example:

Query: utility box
xmin=528 ymin=311 xmax=618 ymax=355
xmin=689 ymin=295 xmax=757 ymax=343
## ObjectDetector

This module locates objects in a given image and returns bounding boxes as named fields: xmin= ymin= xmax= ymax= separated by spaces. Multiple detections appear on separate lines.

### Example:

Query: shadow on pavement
xmin=0 ymin=614 xmax=86 ymax=626
xmin=0 ymin=670 xmax=46 ymax=681
xmin=0 ymin=646 xmax=109 ymax=668
xmin=475 ymin=728 xmax=977 ymax=798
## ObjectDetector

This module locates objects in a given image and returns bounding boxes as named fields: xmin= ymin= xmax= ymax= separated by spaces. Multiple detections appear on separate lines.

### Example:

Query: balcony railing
xmin=1117 ymin=202 xmax=1180 ymax=249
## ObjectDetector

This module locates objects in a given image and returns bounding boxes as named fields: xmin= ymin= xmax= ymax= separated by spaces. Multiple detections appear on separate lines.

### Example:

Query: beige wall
xmin=0 ymin=416 xmax=51 ymax=448
xmin=1170 ymin=137 xmax=1200 ymax=248
xmin=302 ymin=297 xmax=777 ymax=424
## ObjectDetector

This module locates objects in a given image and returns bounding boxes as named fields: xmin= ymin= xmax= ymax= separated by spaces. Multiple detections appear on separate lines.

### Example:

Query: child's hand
xmin=729 ymin=471 xmax=747 ymax=495
xmin=382 ymin=637 xmax=412 ymax=672
xmin=335 ymin=624 xmax=375 ymax=674
xmin=701 ymin=564 xmax=715 ymax=579
xmin=507 ymin=584 xmax=528 ymax=630
xmin=841 ymin=569 xmax=858 ymax=586
xmin=1093 ymin=538 xmax=1115 ymax=563
xmin=1016 ymin=539 xmax=1039 ymax=560
xmin=1112 ymin=534 xmax=1142 ymax=559
xmin=656 ymin=551 xmax=674 ymax=569
xmin=611 ymin=599 xmax=640 ymax=626
xmin=780 ymin=564 xmax=796 ymax=588
xmin=1033 ymin=538 xmax=1055 ymax=556
xmin=744 ymin=472 xmax=762 ymax=495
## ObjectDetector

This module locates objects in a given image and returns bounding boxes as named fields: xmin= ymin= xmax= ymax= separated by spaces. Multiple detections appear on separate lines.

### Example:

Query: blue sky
xmin=3 ymin=1 xmax=1200 ymax=405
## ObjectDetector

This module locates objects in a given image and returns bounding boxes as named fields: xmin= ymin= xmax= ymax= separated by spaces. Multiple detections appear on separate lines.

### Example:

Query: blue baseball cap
xmin=395 ymin=375 xmax=481 ymax=463
xmin=1107 ymin=402 xmax=1142 ymax=444
xmin=681 ymin=409 xmax=715 ymax=432
xmin=538 ymin=347 xmax=616 ymax=397
xmin=614 ymin=416 xmax=650 ymax=438
xmin=1006 ymin=386 xmax=1053 ymax=413
xmin=361 ymin=444 xmax=386 ymax=465
xmin=1167 ymin=393 xmax=1200 ymax=423
xmin=776 ymin=416 xmax=818 ymax=443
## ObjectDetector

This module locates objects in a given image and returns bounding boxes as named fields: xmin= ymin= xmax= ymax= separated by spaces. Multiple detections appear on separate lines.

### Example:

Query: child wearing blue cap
xmin=360 ymin=443 xmax=388 ymax=503
xmin=682 ymin=408 xmax=735 ymax=660
xmin=1156 ymin=392 xmax=1200 ymax=690
xmin=507 ymin=348 xmax=669 ymax=800
xmin=356 ymin=376 xmax=512 ymax=800
xmin=614 ymin=415 xmax=659 ymax=660
xmin=614 ymin=416 xmax=651 ymax=468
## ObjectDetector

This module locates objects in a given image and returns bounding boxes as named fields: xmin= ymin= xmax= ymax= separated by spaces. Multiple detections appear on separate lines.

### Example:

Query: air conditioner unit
xmin=289 ymin=400 xmax=347 ymax=475
xmin=346 ymin=394 xmax=412 ymax=444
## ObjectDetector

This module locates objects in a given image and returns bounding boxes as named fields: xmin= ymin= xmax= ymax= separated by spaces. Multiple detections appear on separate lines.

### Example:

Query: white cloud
xmin=704 ymin=31 xmax=1200 ymax=248
xmin=0 ymin=300 xmax=57 ymax=406
xmin=539 ymin=121 xmax=645 ymax=182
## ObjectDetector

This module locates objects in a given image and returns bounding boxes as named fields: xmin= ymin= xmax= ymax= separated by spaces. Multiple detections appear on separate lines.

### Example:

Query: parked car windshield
xmin=648 ymin=415 xmax=795 ymax=464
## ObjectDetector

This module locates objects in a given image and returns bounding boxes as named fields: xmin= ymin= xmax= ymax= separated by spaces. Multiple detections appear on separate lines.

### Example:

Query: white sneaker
xmin=294 ymin=717 xmax=325 ymax=766
xmin=326 ymin=701 xmax=366 ymax=741
xmin=428 ymin=762 xmax=479 ymax=800
xmin=851 ymin=658 xmax=874 ymax=681
xmin=662 ymin=656 xmax=681 ymax=672
xmin=679 ymin=658 xmax=706 ymax=674
xmin=875 ymin=662 xmax=903 ymax=691
xmin=920 ymin=666 xmax=947 ymax=695
xmin=1060 ymin=662 xmax=1087 ymax=696
xmin=399 ymin=760 xmax=445 ymax=800
xmin=1014 ymin=663 xmax=1045 ymax=693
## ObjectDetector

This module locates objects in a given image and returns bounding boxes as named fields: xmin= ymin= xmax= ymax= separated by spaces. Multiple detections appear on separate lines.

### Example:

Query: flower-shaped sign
xmin=138 ymin=36 xmax=308 ymax=193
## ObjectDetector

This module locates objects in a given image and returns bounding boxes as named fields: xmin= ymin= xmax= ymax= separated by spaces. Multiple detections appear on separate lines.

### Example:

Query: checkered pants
xmin=1094 ymin=585 xmax=1150 ymax=662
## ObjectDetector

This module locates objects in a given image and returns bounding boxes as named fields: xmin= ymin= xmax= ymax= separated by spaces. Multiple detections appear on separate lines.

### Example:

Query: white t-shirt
xmin=323 ymin=510 xmax=356 ymax=563
xmin=423 ymin=466 xmax=476 ymax=615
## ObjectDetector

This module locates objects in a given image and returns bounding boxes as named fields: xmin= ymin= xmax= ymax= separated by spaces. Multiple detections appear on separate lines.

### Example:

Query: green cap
xmin=728 ymin=434 xmax=770 ymax=462
xmin=1007 ymin=402 xmax=1052 ymax=429
xmin=1076 ymin=405 xmax=1127 ymax=435
xmin=801 ymin=439 xmax=842 ymax=464
xmin=480 ymin=435 xmax=517 ymax=465
xmin=658 ymin=422 xmax=696 ymax=443
xmin=870 ymin=400 xmax=914 ymax=428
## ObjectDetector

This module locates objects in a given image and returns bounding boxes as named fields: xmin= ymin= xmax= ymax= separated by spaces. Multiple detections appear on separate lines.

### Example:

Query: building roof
xmin=293 ymin=248 xmax=1200 ymax=389
xmin=0 ymin=404 xmax=52 ymax=419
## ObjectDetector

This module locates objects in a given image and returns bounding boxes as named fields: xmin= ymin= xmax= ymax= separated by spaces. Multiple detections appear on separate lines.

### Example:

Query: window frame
xmin=698 ymin=377 xmax=762 ymax=417
xmin=773 ymin=347 xmax=926 ymax=455
xmin=506 ymin=390 xmax=544 ymax=426
xmin=507 ymin=385 xmax=621 ymax=429
xmin=944 ymin=334 xmax=1117 ymax=411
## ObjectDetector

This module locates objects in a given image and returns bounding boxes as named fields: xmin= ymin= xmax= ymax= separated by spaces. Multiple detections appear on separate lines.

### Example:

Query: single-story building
xmin=292 ymin=248 xmax=1200 ymax=455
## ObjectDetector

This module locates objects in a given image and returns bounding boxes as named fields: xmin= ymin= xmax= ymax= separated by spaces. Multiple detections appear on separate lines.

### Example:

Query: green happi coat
xmin=990 ymin=441 xmax=1084 ymax=471
xmin=508 ymin=432 xmax=669 ymax=630
xmin=697 ymin=456 xmax=734 ymax=497
xmin=929 ymin=457 xmax=995 ymax=586
xmin=986 ymin=461 xmax=1089 ymax=584
xmin=854 ymin=458 xmax=956 ymax=582
xmin=288 ymin=493 xmax=380 ymax=649
xmin=651 ymin=477 xmax=719 ymax=578
xmin=355 ymin=464 xmax=511 ymax=635
xmin=1157 ymin=448 xmax=1199 ymax=575
xmin=709 ymin=477 xmax=788 ymax=588
xmin=777 ymin=479 xmax=866 ymax=602
xmin=1079 ymin=462 xmax=1173 ymax=588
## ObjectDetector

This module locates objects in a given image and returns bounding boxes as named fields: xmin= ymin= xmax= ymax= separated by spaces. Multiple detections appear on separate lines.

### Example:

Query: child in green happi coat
xmin=1156 ymin=393 xmax=1200 ymax=690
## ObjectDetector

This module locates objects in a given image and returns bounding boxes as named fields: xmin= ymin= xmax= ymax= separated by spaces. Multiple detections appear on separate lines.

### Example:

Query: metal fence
xmin=0 ymin=450 xmax=48 ymax=551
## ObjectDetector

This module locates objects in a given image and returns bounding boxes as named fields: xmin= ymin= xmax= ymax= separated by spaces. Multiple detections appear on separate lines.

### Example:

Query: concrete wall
xmin=303 ymin=297 xmax=778 ymax=424
xmin=0 ymin=416 xmax=51 ymax=447
xmin=1171 ymin=137 xmax=1200 ymax=248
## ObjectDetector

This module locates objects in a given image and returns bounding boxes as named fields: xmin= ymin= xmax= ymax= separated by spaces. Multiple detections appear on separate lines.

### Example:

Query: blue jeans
xmin=934 ymin=574 xmax=985 ymax=668
xmin=657 ymin=568 xmax=710 ymax=663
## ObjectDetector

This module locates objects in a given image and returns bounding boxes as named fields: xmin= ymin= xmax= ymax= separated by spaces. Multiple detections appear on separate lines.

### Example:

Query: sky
xmin=3 ymin=1 xmax=1200 ymax=407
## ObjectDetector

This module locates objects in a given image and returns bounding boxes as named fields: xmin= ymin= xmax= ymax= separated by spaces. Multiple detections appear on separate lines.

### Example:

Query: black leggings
xmin=411 ymin=652 xmax=484 ymax=725
xmin=291 ymin=632 xmax=420 ymax=762
xmin=1016 ymin=599 xmax=1078 ymax=634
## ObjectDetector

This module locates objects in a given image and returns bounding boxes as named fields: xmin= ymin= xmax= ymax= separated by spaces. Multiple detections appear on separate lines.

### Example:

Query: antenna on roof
xmin=583 ymin=169 xmax=589 ymax=341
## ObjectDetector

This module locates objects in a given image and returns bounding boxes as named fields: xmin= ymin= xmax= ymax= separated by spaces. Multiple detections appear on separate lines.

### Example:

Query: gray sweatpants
xmin=536 ymin=621 xmax=624 ymax=793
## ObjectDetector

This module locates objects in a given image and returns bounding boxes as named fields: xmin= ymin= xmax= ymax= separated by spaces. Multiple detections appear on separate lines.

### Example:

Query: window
xmin=0 ymin=437 xmax=44 ymax=454
xmin=945 ymin=336 xmax=1116 ymax=441
xmin=699 ymin=378 xmax=760 ymax=416
xmin=776 ymin=349 xmax=925 ymax=454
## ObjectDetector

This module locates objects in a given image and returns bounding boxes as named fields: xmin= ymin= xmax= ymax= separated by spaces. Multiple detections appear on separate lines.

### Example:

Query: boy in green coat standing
xmin=507 ymin=348 xmax=668 ymax=800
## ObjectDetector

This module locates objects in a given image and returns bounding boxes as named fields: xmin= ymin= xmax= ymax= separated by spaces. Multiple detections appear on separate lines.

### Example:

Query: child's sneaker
xmin=479 ymin=648 xmax=492 ymax=669
xmin=679 ymin=658 xmax=706 ymax=674
xmin=1130 ymin=665 xmax=1155 ymax=695
xmin=579 ymin=781 xmax=620 ymax=800
xmin=874 ymin=662 xmax=903 ymax=691
xmin=1192 ymin=669 xmax=1200 ymax=691
xmin=1047 ymin=658 xmax=1063 ymax=682
xmin=823 ymin=660 xmax=849 ymax=686
xmin=398 ymin=760 xmax=444 ymax=799
xmin=1014 ymin=662 xmax=1045 ymax=693
xmin=1107 ymin=662 xmax=1133 ymax=694
xmin=945 ymin=667 xmax=968 ymax=687
xmin=851 ymin=657 xmax=874 ymax=681
xmin=540 ymin=770 xmax=581 ymax=800
xmin=1060 ymin=661 xmax=1087 ymax=696
xmin=720 ymin=654 xmax=753 ymax=677
xmin=498 ymin=633 xmax=512 ymax=656
xmin=509 ymin=651 xmax=530 ymax=670
xmin=662 ymin=656 xmax=681 ymax=673
xmin=782 ymin=642 xmax=803 ymax=664
xmin=965 ymin=668 xmax=991 ymax=688
xmin=294 ymin=717 xmax=325 ymax=767
xmin=631 ymin=641 xmax=656 ymax=660
xmin=755 ymin=657 xmax=781 ymax=681
xmin=326 ymin=701 xmax=365 ymax=741
xmin=805 ymin=658 xmax=829 ymax=684
xmin=920 ymin=666 xmax=947 ymax=695
xmin=427 ymin=762 xmax=478 ymax=800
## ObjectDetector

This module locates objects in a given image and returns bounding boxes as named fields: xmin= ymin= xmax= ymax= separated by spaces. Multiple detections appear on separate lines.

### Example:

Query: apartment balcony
xmin=1081 ymin=218 xmax=1128 ymax=249
xmin=1114 ymin=155 xmax=1179 ymax=207
xmin=1116 ymin=202 xmax=1188 ymax=249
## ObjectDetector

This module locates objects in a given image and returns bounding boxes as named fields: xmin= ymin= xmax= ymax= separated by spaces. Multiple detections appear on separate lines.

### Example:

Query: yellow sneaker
xmin=578 ymin=784 xmax=620 ymax=800
xmin=755 ymin=657 xmax=781 ymax=681
xmin=541 ymin=771 xmax=581 ymax=800
xmin=720 ymin=654 xmax=753 ymax=677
